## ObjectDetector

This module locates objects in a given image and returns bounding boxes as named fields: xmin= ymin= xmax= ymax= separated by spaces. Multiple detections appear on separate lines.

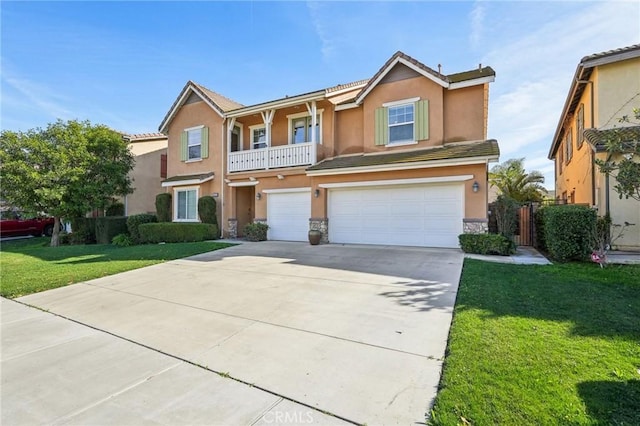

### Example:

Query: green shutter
xmin=374 ymin=107 xmax=388 ymax=146
xmin=180 ymin=131 xmax=188 ymax=161
xmin=415 ymin=99 xmax=429 ymax=141
xmin=201 ymin=127 xmax=209 ymax=158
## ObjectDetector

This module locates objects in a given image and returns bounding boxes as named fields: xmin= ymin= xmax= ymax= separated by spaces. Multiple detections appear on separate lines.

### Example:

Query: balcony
xmin=228 ymin=142 xmax=317 ymax=172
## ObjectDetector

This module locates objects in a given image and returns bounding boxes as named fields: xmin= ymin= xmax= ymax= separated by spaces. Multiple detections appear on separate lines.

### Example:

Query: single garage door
xmin=328 ymin=183 xmax=464 ymax=248
xmin=267 ymin=190 xmax=311 ymax=242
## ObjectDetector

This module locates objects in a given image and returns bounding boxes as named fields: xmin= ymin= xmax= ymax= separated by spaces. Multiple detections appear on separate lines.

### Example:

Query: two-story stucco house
xmin=548 ymin=44 xmax=640 ymax=250
xmin=158 ymin=51 xmax=499 ymax=248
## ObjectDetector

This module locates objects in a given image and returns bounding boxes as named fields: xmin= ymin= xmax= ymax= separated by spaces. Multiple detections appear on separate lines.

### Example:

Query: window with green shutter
xmin=375 ymin=99 xmax=429 ymax=146
xmin=181 ymin=126 xmax=208 ymax=161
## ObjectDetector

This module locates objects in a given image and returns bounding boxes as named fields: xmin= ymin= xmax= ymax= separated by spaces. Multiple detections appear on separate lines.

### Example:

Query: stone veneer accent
xmin=309 ymin=218 xmax=329 ymax=244
xmin=463 ymin=218 xmax=488 ymax=234
xmin=227 ymin=218 xmax=238 ymax=239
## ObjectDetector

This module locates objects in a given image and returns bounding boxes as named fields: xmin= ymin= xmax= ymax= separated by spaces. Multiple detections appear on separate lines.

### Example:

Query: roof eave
xmin=159 ymin=82 xmax=225 ymax=133
xmin=226 ymin=91 xmax=326 ymax=118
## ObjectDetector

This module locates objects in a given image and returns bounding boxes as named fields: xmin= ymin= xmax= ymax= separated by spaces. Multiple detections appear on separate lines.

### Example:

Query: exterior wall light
xmin=314 ymin=189 xmax=320 ymax=198
xmin=472 ymin=181 xmax=480 ymax=193
xmin=256 ymin=192 xmax=262 ymax=200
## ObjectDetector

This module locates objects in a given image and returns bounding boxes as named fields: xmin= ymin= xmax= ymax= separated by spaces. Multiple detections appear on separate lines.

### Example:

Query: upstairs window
xmin=375 ymin=98 xmax=429 ymax=146
xmin=558 ymin=142 xmax=564 ymax=175
xmin=576 ymin=104 xmax=585 ymax=149
xmin=287 ymin=111 xmax=323 ymax=144
xmin=180 ymin=126 xmax=208 ymax=161
xmin=565 ymin=128 xmax=573 ymax=163
xmin=251 ymin=126 xmax=267 ymax=149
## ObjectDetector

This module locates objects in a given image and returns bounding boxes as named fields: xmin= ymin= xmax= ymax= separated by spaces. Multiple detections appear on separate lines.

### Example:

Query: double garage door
xmin=266 ymin=184 xmax=463 ymax=248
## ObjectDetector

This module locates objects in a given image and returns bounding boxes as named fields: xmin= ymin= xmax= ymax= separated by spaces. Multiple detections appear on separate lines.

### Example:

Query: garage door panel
xmin=329 ymin=183 xmax=463 ymax=248
xmin=267 ymin=191 xmax=310 ymax=242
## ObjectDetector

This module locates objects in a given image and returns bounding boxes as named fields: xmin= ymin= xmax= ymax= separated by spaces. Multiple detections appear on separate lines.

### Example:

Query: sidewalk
xmin=464 ymin=246 xmax=552 ymax=265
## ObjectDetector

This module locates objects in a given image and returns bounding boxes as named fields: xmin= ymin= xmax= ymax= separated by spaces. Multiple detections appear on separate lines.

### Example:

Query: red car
xmin=0 ymin=210 xmax=58 ymax=237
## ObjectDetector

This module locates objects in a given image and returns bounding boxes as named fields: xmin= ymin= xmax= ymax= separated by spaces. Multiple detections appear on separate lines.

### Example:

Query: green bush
xmin=534 ymin=206 xmax=548 ymax=251
xmin=139 ymin=222 xmax=219 ymax=243
xmin=458 ymin=233 xmax=516 ymax=255
xmin=95 ymin=216 xmax=128 ymax=245
xmin=544 ymin=204 xmax=597 ymax=262
xmin=198 ymin=196 xmax=220 ymax=237
xmin=494 ymin=195 xmax=519 ymax=238
xmin=105 ymin=201 xmax=125 ymax=216
xmin=112 ymin=233 xmax=133 ymax=247
xmin=243 ymin=222 xmax=269 ymax=242
xmin=69 ymin=217 xmax=97 ymax=244
xmin=155 ymin=193 xmax=172 ymax=222
xmin=127 ymin=213 xmax=157 ymax=243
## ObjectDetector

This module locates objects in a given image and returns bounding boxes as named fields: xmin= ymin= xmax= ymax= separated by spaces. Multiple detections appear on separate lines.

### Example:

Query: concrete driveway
xmin=7 ymin=242 xmax=463 ymax=425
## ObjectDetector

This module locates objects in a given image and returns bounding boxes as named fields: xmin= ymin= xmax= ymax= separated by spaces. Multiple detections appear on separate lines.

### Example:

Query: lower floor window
xmin=177 ymin=189 xmax=197 ymax=220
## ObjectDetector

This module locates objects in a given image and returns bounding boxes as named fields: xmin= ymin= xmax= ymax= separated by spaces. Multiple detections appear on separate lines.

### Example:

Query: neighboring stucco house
xmin=122 ymin=133 xmax=168 ymax=216
xmin=548 ymin=44 xmax=640 ymax=250
xmin=158 ymin=51 xmax=499 ymax=248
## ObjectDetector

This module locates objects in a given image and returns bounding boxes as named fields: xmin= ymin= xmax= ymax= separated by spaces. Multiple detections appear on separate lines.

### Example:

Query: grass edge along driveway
xmin=429 ymin=259 xmax=640 ymax=425
xmin=1 ymin=237 xmax=233 ymax=298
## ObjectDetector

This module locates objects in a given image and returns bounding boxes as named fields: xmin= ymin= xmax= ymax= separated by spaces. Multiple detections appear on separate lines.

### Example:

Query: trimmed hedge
xmin=70 ymin=217 xmax=97 ymax=244
xmin=543 ymin=204 xmax=596 ymax=262
xmin=458 ymin=233 xmax=516 ymax=255
xmin=106 ymin=201 xmax=125 ymax=217
xmin=138 ymin=222 xmax=219 ymax=243
xmin=534 ymin=206 xmax=548 ymax=251
xmin=127 ymin=213 xmax=157 ymax=243
xmin=198 ymin=196 xmax=220 ymax=238
xmin=243 ymin=222 xmax=269 ymax=242
xmin=95 ymin=216 xmax=128 ymax=244
xmin=156 ymin=193 xmax=172 ymax=222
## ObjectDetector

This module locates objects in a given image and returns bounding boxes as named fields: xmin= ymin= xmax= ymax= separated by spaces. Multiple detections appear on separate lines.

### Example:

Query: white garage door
xmin=328 ymin=183 xmax=464 ymax=248
xmin=267 ymin=190 xmax=311 ymax=242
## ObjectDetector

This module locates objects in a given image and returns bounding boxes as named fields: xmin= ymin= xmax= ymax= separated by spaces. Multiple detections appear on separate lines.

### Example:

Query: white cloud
xmin=469 ymin=1 xmax=485 ymax=49
xmin=3 ymin=75 xmax=74 ymax=121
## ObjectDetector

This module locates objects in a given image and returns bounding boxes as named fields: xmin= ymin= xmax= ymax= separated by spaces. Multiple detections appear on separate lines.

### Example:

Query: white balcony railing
xmin=228 ymin=142 xmax=315 ymax=172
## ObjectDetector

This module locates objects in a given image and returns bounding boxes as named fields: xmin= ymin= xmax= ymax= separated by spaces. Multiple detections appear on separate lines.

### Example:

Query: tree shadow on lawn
xmin=577 ymin=380 xmax=640 ymax=424
xmin=455 ymin=260 xmax=640 ymax=342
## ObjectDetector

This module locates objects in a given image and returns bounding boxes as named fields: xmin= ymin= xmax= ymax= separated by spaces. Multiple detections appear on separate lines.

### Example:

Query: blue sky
xmin=2 ymin=1 xmax=639 ymax=189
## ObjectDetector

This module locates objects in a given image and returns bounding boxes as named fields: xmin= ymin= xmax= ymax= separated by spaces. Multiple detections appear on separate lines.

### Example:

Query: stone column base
xmin=227 ymin=218 xmax=238 ymax=239
xmin=463 ymin=218 xmax=488 ymax=234
xmin=309 ymin=218 xmax=329 ymax=243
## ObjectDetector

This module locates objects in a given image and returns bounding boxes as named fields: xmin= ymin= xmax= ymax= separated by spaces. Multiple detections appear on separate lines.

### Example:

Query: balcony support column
xmin=226 ymin=117 xmax=236 ymax=174
xmin=260 ymin=109 xmax=275 ymax=169
xmin=306 ymin=101 xmax=318 ymax=164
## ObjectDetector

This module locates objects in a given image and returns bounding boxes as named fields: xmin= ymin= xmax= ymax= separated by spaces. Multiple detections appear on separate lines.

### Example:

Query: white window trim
xmin=387 ymin=102 xmax=415 ymax=144
xmin=185 ymin=125 xmax=204 ymax=161
xmin=173 ymin=186 xmax=199 ymax=222
xmin=287 ymin=109 xmax=324 ymax=145
xmin=184 ymin=125 xmax=205 ymax=132
xmin=249 ymin=124 xmax=267 ymax=150
xmin=382 ymin=97 xmax=420 ymax=108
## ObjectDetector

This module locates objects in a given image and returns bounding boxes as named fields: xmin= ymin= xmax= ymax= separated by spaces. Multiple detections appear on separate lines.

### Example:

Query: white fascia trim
xmin=262 ymin=187 xmax=311 ymax=194
xmin=161 ymin=175 xmax=214 ymax=187
xmin=226 ymin=92 xmax=325 ymax=118
xmin=306 ymin=156 xmax=498 ymax=176
xmin=319 ymin=175 xmax=474 ymax=189
xmin=449 ymin=75 xmax=495 ymax=90
xmin=228 ymin=181 xmax=259 ymax=187
xmin=335 ymin=102 xmax=360 ymax=111
xmin=159 ymin=85 xmax=223 ymax=132
xmin=286 ymin=109 xmax=325 ymax=119
xmin=184 ymin=124 xmax=205 ymax=132
xmin=582 ymin=49 xmax=640 ymax=68
xmin=382 ymin=97 xmax=420 ymax=108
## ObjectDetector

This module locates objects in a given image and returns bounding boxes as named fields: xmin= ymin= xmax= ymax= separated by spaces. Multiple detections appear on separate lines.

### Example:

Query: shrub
xmin=155 ymin=193 xmax=172 ymax=222
xmin=198 ymin=196 xmax=219 ymax=237
xmin=127 ymin=213 xmax=157 ymax=243
xmin=243 ymin=222 xmax=269 ymax=242
xmin=534 ymin=206 xmax=548 ymax=251
xmin=105 ymin=201 xmax=125 ymax=216
xmin=112 ymin=233 xmax=133 ymax=247
xmin=95 ymin=216 xmax=128 ymax=245
xmin=138 ymin=222 xmax=219 ymax=243
xmin=69 ymin=217 xmax=97 ymax=244
xmin=543 ymin=204 xmax=597 ymax=262
xmin=458 ymin=233 xmax=516 ymax=255
xmin=494 ymin=195 xmax=519 ymax=238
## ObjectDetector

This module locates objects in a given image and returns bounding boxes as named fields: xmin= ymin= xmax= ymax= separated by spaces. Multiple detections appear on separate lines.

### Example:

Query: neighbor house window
xmin=388 ymin=104 xmax=414 ymax=143
xmin=180 ymin=126 xmax=208 ymax=161
xmin=577 ymin=104 xmax=584 ymax=149
xmin=251 ymin=126 xmax=267 ymax=149
xmin=565 ymin=128 xmax=573 ymax=163
xmin=175 ymin=188 xmax=198 ymax=221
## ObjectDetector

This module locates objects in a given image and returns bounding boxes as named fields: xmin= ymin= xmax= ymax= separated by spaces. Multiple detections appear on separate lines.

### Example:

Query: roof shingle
xmin=584 ymin=126 xmax=640 ymax=152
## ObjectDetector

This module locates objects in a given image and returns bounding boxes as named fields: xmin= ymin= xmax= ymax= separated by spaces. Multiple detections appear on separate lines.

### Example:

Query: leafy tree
xmin=489 ymin=158 xmax=547 ymax=202
xmin=594 ymin=107 xmax=640 ymax=201
xmin=0 ymin=120 xmax=135 ymax=246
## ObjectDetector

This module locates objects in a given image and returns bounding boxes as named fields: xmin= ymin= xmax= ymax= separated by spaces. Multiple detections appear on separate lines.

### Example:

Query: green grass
xmin=0 ymin=237 xmax=233 ymax=298
xmin=430 ymin=260 xmax=640 ymax=426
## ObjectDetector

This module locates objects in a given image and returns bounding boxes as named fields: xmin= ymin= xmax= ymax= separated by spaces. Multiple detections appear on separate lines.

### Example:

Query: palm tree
xmin=489 ymin=158 xmax=547 ymax=202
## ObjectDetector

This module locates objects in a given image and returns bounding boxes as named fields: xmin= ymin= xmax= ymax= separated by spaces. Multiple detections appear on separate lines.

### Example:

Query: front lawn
xmin=430 ymin=260 xmax=640 ymax=425
xmin=0 ymin=237 xmax=232 ymax=298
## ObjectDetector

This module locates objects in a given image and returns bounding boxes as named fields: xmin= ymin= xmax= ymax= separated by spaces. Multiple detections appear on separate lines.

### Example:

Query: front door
xmin=236 ymin=186 xmax=254 ymax=237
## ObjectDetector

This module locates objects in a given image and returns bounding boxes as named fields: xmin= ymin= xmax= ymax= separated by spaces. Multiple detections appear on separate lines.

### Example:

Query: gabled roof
xmin=158 ymin=81 xmax=243 ymax=133
xmin=354 ymin=51 xmax=495 ymax=104
xmin=548 ymin=44 xmax=640 ymax=159
xmin=306 ymin=139 xmax=499 ymax=173
xmin=584 ymin=126 xmax=640 ymax=152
